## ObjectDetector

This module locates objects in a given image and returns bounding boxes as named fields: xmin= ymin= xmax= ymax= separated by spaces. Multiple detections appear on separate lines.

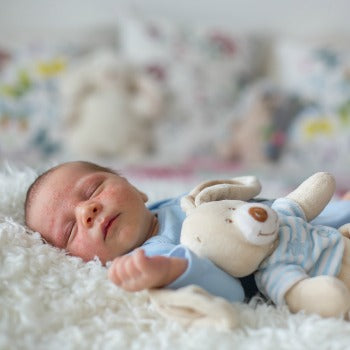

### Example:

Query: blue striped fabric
xmin=255 ymin=198 xmax=344 ymax=305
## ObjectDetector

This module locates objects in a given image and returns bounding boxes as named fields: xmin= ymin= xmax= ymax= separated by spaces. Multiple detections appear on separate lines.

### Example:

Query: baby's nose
xmin=248 ymin=206 xmax=268 ymax=222
xmin=79 ymin=202 xmax=101 ymax=228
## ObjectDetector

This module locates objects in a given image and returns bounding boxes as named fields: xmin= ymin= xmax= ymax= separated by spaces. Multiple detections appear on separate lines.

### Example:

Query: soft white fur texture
xmin=1 ymin=165 xmax=350 ymax=350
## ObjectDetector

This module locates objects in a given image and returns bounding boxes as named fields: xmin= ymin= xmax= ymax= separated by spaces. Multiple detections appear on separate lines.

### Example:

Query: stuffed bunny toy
xmin=60 ymin=50 xmax=164 ymax=159
xmin=150 ymin=173 xmax=350 ymax=328
xmin=178 ymin=172 xmax=350 ymax=319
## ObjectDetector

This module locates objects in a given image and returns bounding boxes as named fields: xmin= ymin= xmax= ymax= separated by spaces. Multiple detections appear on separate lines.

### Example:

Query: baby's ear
xmin=140 ymin=191 xmax=148 ymax=202
xmin=128 ymin=178 xmax=148 ymax=202
xmin=135 ymin=188 xmax=148 ymax=202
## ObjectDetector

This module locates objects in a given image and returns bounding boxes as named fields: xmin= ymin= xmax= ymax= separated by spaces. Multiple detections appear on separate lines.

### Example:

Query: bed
xmin=1 ymin=162 xmax=350 ymax=350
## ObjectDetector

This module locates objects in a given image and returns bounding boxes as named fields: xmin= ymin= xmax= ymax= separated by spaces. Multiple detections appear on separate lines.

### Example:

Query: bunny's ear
xmin=195 ymin=176 xmax=261 ymax=206
xmin=149 ymin=285 xmax=239 ymax=331
xmin=181 ymin=176 xmax=261 ymax=215
xmin=180 ymin=194 xmax=197 ymax=216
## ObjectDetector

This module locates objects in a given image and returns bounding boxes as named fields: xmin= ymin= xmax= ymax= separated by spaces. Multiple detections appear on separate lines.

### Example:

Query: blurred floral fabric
xmin=118 ymin=16 xmax=267 ymax=160
xmin=0 ymin=46 xmax=67 ymax=163
xmin=275 ymin=40 xmax=350 ymax=173
xmin=0 ymin=15 xmax=266 ymax=164
xmin=0 ymin=14 xmax=349 ymax=172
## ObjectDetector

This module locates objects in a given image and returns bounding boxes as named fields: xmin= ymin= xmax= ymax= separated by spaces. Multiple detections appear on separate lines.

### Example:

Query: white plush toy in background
xmin=179 ymin=172 xmax=350 ymax=318
xmin=60 ymin=50 xmax=164 ymax=159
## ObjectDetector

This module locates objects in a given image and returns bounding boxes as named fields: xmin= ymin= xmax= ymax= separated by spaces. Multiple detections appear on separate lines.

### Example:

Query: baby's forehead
xmin=56 ymin=161 xmax=97 ymax=173
xmin=34 ymin=163 xmax=92 ymax=200
xmin=50 ymin=163 xmax=98 ymax=186
xmin=57 ymin=161 xmax=114 ymax=176
xmin=30 ymin=161 xmax=115 ymax=207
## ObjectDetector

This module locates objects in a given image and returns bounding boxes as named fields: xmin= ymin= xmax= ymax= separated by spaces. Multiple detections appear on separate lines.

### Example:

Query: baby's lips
xmin=102 ymin=214 xmax=120 ymax=239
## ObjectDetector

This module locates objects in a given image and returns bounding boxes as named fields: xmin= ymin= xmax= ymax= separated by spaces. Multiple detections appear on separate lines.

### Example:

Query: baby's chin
xmin=79 ymin=249 xmax=116 ymax=265
xmin=93 ymin=254 xmax=113 ymax=266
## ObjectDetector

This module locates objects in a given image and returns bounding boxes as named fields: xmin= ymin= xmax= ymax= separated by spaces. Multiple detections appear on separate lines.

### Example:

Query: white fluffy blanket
xmin=1 ymin=165 xmax=350 ymax=350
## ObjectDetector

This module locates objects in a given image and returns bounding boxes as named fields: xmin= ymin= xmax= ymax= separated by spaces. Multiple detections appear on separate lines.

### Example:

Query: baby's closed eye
xmin=85 ymin=180 xmax=103 ymax=199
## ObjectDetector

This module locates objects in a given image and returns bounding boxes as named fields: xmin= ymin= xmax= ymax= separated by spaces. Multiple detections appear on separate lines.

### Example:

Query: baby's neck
xmin=146 ymin=214 xmax=159 ymax=241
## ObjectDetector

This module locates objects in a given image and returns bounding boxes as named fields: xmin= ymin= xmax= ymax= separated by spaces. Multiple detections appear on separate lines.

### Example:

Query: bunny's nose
xmin=249 ymin=207 xmax=268 ymax=222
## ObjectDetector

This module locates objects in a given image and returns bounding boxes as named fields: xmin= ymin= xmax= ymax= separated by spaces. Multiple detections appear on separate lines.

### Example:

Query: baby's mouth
xmin=102 ymin=214 xmax=119 ymax=240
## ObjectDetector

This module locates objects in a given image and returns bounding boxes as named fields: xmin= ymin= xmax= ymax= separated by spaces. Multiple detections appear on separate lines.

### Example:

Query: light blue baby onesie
xmin=255 ymin=198 xmax=344 ymax=305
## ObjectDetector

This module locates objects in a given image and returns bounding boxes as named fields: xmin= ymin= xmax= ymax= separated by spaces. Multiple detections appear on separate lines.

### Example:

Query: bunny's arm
xmin=286 ymin=172 xmax=335 ymax=222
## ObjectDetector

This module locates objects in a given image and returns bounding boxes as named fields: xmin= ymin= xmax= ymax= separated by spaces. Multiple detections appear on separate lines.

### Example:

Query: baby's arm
xmin=108 ymin=249 xmax=188 ymax=291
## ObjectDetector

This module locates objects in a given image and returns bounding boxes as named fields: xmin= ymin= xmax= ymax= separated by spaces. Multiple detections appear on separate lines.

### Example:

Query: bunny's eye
xmin=225 ymin=218 xmax=233 ymax=223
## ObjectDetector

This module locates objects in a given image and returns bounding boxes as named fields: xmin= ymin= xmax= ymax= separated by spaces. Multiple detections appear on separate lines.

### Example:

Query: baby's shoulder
xmin=148 ymin=195 xmax=183 ymax=211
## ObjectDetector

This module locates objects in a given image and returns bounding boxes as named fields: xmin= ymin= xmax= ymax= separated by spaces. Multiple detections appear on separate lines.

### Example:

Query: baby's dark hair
xmin=24 ymin=161 xmax=117 ymax=226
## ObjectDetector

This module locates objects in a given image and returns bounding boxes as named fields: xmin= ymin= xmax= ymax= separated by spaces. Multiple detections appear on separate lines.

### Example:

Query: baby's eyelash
xmin=86 ymin=182 xmax=101 ymax=198
xmin=67 ymin=221 xmax=75 ymax=244
xmin=64 ymin=221 xmax=75 ymax=247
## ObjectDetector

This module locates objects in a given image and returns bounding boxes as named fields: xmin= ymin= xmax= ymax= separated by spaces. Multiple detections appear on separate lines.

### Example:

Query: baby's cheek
xmin=108 ymin=186 xmax=133 ymax=204
xmin=105 ymin=183 xmax=124 ymax=197
xmin=69 ymin=237 xmax=95 ymax=261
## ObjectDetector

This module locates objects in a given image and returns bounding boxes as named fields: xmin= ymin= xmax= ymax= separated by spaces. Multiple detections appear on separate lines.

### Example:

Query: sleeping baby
xmin=24 ymin=160 xmax=350 ymax=302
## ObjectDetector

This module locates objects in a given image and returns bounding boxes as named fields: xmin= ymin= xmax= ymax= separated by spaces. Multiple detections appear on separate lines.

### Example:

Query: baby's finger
xmin=133 ymin=249 xmax=149 ymax=269
xmin=108 ymin=257 xmax=122 ymax=284
xmin=108 ymin=255 xmax=130 ymax=285
xmin=124 ymin=252 xmax=155 ymax=291
xmin=134 ymin=251 xmax=165 ymax=274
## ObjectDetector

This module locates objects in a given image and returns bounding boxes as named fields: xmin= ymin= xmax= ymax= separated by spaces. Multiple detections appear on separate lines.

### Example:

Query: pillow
xmin=273 ymin=39 xmax=350 ymax=109
xmin=0 ymin=45 xmax=65 ymax=164
xmin=273 ymin=39 xmax=350 ymax=173
xmin=0 ymin=26 xmax=118 ymax=166
xmin=285 ymin=104 xmax=350 ymax=179
xmin=117 ymin=15 xmax=268 ymax=160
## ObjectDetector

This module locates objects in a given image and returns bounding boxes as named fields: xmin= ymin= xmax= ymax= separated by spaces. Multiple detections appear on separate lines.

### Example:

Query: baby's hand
xmin=108 ymin=249 xmax=188 ymax=292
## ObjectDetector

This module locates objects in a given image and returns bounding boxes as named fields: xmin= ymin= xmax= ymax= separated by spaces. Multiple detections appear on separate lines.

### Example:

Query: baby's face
xmin=26 ymin=163 xmax=156 ymax=264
